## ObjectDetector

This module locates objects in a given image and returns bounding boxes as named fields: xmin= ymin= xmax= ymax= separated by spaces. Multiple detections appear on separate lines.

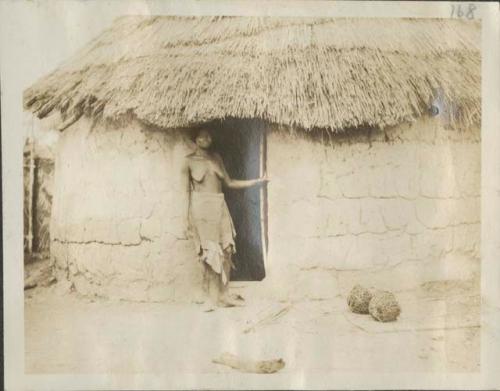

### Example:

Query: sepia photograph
xmin=2 ymin=1 xmax=500 ymax=390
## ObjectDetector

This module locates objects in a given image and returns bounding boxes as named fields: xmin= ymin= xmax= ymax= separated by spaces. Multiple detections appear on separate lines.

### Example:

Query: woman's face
xmin=195 ymin=130 xmax=212 ymax=149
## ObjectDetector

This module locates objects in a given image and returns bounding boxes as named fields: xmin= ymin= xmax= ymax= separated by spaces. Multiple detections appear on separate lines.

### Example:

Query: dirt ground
xmin=24 ymin=259 xmax=480 ymax=374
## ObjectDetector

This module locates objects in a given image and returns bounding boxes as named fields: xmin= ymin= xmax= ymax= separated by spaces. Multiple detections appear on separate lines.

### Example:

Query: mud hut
xmin=23 ymin=17 xmax=481 ymax=301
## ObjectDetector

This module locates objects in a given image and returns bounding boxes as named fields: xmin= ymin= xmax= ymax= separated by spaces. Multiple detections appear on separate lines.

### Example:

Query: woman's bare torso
xmin=187 ymin=154 xmax=225 ymax=193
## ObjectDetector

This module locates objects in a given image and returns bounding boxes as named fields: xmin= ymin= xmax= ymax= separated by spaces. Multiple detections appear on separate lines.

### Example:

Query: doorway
xmin=210 ymin=119 xmax=267 ymax=281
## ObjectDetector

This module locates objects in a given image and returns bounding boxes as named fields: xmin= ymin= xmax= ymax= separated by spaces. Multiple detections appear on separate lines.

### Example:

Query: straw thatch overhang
xmin=24 ymin=16 xmax=480 ymax=132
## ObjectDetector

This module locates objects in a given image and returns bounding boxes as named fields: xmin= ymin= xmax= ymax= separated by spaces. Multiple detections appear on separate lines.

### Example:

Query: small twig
xmin=243 ymin=304 xmax=293 ymax=334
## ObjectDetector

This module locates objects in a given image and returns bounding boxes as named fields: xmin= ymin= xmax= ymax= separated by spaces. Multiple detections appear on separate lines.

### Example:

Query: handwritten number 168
xmin=451 ymin=3 xmax=477 ymax=20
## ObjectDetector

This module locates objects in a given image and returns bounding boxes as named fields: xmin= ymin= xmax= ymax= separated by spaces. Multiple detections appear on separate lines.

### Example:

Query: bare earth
xmin=25 ymin=259 xmax=480 ymax=374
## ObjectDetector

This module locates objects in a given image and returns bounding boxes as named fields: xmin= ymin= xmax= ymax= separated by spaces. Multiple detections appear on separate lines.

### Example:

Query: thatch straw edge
xmin=24 ymin=17 xmax=481 ymax=132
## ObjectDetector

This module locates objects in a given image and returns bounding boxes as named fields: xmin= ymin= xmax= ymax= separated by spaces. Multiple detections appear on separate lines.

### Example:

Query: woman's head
xmin=193 ymin=128 xmax=213 ymax=150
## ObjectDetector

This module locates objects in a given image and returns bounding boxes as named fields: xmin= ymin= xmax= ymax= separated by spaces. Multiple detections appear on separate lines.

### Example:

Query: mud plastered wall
xmin=266 ymin=117 xmax=481 ymax=299
xmin=51 ymin=118 xmax=203 ymax=301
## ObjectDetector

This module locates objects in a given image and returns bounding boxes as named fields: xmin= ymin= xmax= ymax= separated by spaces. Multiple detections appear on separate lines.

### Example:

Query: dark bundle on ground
xmin=212 ymin=352 xmax=285 ymax=374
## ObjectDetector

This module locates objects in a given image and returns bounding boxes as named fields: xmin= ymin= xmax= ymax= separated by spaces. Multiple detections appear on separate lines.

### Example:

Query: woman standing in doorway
xmin=181 ymin=128 xmax=268 ymax=308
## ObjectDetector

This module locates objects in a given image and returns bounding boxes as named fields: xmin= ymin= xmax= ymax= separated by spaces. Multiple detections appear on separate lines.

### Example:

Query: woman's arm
xmin=215 ymin=154 xmax=268 ymax=190
xmin=226 ymin=177 xmax=267 ymax=189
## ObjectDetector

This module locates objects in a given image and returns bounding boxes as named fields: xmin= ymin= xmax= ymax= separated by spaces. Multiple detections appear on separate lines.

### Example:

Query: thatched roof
xmin=24 ymin=16 xmax=480 ymax=132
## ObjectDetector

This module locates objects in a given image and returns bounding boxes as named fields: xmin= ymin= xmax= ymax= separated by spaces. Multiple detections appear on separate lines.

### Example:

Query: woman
xmin=181 ymin=128 xmax=268 ymax=308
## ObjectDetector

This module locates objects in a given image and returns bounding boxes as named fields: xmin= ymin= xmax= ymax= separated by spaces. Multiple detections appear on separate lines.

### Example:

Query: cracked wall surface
xmin=51 ymin=117 xmax=203 ymax=301
xmin=51 ymin=115 xmax=480 ymax=301
xmin=265 ymin=117 xmax=480 ymax=300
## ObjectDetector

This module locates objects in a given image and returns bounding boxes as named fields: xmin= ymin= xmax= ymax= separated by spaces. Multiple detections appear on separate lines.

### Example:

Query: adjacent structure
xmin=23 ymin=135 xmax=55 ymax=261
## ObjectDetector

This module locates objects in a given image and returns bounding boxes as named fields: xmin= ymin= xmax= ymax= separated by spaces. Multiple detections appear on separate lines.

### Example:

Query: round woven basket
xmin=347 ymin=284 xmax=375 ymax=314
xmin=368 ymin=291 xmax=401 ymax=322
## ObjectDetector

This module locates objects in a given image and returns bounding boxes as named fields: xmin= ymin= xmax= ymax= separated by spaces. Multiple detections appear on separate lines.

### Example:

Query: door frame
xmin=259 ymin=125 xmax=268 ymax=272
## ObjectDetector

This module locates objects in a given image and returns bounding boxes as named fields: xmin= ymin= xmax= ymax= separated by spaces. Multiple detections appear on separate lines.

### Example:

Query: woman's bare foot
xmin=216 ymin=299 xmax=236 ymax=308
xmin=202 ymin=302 xmax=216 ymax=312
xmin=230 ymin=293 xmax=245 ymax=302
xmin=217 ymin=296 xmax=245 ymax=308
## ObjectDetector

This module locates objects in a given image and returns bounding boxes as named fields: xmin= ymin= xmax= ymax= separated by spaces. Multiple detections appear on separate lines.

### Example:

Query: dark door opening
xmin=211 ymin=119 xmax=267 ymax=281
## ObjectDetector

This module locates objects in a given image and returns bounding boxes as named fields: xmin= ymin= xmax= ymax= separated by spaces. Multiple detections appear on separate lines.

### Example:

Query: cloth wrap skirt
xmin=189 ymin=192 xmax=236 ymax=285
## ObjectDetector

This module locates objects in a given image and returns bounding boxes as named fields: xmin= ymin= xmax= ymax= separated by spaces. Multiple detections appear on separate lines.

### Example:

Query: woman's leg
xmin=202 ymin=262 xmax=210 ymax=296
xmin=200 ymin=262 xmax=218 ymax=309
xmin=201 ymin=248 xmax=237 ymax=308
xmin=205 ymin=266 xmax=220 ymax=305
xmin=215 ymin=247 xmax=240 ymax=307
